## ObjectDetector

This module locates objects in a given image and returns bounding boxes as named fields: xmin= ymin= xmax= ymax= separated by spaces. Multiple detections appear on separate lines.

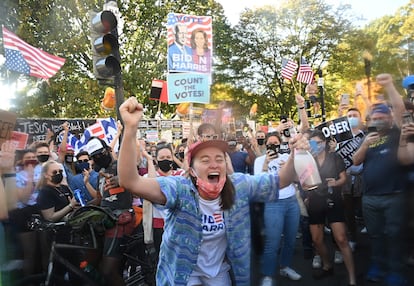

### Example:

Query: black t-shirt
xmin=37 ymin=184 xmax=73 ymax=211
xmin=98 ymin=160 xmax=133 ymax=210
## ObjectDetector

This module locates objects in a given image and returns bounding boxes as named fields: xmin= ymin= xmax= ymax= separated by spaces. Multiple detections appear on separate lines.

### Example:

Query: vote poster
xmin=167 ymin=73 xmax=210 ymax=104
xmin=167 ymin=13 xmax=213 ymax=73
xmin=315 ymin=117 xmax=353 ymax=143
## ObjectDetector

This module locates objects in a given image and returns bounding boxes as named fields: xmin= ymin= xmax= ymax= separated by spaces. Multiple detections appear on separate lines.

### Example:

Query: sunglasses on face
xmin=201 ymin=134 xmax=218 ymax=140
xmin=77 ymin=159 xmax=89 ymax=163
xmin=51 ymin=169 xmax=63 ymax=175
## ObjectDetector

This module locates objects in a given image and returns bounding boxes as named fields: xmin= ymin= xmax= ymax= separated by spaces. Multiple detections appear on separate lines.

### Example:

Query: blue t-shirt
xmin=229 ymin=151 xmax=249 ymax=173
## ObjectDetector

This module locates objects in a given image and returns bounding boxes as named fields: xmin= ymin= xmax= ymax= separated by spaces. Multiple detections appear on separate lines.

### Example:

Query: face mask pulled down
xmin=192 ymin=169 xmax=226 ymax=200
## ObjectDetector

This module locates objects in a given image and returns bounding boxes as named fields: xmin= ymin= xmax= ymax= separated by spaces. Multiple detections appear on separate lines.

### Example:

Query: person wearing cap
xmin=117 ymin=97 xmax=309 ymax=286
xmin=353 ymin=73 xmax=407 ymax=286
xmin=86 ymin=136 xmax=135 ymax=286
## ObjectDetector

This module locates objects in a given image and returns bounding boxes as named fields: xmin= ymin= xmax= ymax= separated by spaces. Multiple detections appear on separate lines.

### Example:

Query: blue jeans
xmin=362 ymin=193 xmax=405 ymax=275
xmin=261 ymin=195 xmax=300 ymax=276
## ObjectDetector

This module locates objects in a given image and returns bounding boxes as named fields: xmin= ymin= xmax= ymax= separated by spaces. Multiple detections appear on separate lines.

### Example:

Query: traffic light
xmin=90 ymin=10 xmax=121 ymax=83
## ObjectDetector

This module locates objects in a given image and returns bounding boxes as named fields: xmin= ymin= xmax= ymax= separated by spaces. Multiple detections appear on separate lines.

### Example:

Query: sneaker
xmin=349 ymin=241 xmax=356 ymax=252
xmin=366 ymin=265 xmax=384 ymax=282
xmin=334 ymin=250 xmax=344 ymax=264
xmin=280 ymin=267 xmax=302 ymax=280
xmin=385 ymin=273 xmax=407 ymax=286
xmin=324 ymin=226 xmax=332 ymax=234
xmin=312 ymin=255 xmax=322 ymax=268
xmin=360 ymin=227 xmax=367 ymax=234
xmin=260 ymin=276 xmax=273 ymax=286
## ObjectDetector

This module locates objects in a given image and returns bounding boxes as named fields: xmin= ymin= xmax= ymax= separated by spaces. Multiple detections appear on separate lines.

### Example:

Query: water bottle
xmin=294 ymin=149 xmax=322 ymax=190
xmin=80 ymin=261 xmax=103 ymax=283
xmin=74 ymin=189 xmax=86 ymax=207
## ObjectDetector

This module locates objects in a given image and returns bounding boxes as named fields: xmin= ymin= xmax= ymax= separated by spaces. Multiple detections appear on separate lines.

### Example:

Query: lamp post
xmin=317 ymin=70 xmax=326 ymax=122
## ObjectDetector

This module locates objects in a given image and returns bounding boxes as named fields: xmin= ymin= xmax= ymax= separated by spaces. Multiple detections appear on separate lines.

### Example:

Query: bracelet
xmin=2 ymin=173 xmax=16 ymax=178
xmin=298 ymin=106 xmax=305 ymax=109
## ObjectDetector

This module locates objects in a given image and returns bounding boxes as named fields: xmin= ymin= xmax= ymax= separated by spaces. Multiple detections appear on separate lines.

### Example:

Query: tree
xmin=218 ymin=0 xmax=355 ymax=123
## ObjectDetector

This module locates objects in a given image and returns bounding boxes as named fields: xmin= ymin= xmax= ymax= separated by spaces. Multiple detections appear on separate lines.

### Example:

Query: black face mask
xmin=75 ymin=161 xmax=90 ymax=174
xmin=65 ymin=154 xmax=74 ymax=164
xmin=93 ymin=154 xmax=112 ymax=171
xmin=157 ymin=160 xmax=173 ymax=172
xmin=257 ymin=138 xmax=265 ymax=146
xmin=37 ymin=154 xmax=50 ymax=163
xmin=51 ymin=173 xmax=63 ymax=184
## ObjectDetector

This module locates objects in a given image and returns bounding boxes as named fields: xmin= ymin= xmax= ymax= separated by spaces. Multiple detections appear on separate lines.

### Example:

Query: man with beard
xmin=353 ymin=74 xmax=407 ymax=286
xmin=86 ymin=137 xmax=134 ymax=286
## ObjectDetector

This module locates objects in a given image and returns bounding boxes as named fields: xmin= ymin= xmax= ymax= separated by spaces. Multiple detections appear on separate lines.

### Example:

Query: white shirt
xmin=254 ymin=153 xmax=296 ymax=199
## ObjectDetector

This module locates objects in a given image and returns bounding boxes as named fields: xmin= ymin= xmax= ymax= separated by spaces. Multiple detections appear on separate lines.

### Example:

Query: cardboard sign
xmin=336 ymin=132 xmax=365 ymax=169
xmin=315 ymin=117 xmax=353 ymax=143
xmin=167 ymin=73 xmax=210 ymax=104
xmin=0 ymin=109 xmax=17 ymax=146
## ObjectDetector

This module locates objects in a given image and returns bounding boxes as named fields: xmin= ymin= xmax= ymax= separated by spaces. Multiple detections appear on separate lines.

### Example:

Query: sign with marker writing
xmin=167 ymin=73 xmax=210 ymax=104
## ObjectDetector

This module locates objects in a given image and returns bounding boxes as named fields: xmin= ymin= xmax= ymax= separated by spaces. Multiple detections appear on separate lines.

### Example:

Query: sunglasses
xmin=51 ymin=169 xmax=63 ymax=175
xmin=77 ymin=159 xmax=89 ymax=163
xmin=202 ymin=134 xmax=218 ymax=140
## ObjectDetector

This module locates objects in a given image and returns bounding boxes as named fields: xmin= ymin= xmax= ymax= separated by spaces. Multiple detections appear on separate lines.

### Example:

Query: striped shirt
xmin=155 ymin=172 xmax=280 ymax=285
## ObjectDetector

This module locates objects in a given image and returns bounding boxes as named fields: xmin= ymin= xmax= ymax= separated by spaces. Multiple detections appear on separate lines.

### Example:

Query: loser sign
xmin=315 ymin=117 xmax=353 ymax=143
xmin=167 ymin=73 xmax=210 ymax=104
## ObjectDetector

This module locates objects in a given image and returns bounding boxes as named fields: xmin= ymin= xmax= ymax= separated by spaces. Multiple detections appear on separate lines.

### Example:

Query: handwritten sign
xmin=0 ymin=109 xmax=17 ymax=146
xmin=167 ymin=73 xmax=210 ymax=104
xmin=14 ymin=118 xmax=96 ymax=144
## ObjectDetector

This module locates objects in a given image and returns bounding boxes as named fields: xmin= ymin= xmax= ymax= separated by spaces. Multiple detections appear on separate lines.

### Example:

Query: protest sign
xmin=0 ymin=109 xmax=17 ymax=146
xmin=336 ymin=132 xmax=365 ymax=169
xmin=315 ymin=116 xmax=353 ymax=143
xmin=167 ymin=73 xmax=210 ymax=104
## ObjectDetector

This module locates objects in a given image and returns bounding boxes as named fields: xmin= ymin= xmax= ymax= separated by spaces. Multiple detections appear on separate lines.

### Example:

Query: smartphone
xmin=266 ymin=144 xmax=280 ymax=154
xmin=367 ymin=126 xmax=377 ymax=133
xmin=402 ymin=112 xmax=413 ymax=125
xmin=235 ymin=129 xmax=243 ymax=139
xmin=340 ymin=94 xmax=350 ymax=105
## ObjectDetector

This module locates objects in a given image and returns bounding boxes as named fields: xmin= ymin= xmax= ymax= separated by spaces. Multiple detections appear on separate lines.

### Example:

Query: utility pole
xmin=317 ymin=70 xmax=326 ymax=122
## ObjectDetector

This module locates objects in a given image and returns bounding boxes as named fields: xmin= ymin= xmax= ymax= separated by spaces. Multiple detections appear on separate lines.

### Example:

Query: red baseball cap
xmin=187 ymin=140 xmax=228 ymax=166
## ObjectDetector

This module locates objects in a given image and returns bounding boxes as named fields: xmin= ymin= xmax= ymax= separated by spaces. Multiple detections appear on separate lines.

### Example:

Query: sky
xmin=217 ymin=0 xmax=410 ymax=26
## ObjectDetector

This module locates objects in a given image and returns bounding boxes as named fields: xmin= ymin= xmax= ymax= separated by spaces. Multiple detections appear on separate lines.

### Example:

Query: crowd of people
xmin=0 ymin=73 xmax=413 ymax=286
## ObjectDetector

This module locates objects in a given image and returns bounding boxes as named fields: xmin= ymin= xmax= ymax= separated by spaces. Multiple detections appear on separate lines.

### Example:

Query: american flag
xmin=167 ymin=13 xmax=212 ymax=50
xmin=281 ymin=58 xmax=298 ymax=80
xmin=2 ymin=27 xmax=65 ymax=79
xmin=296 ymin=58 xmax=314 ymax=84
